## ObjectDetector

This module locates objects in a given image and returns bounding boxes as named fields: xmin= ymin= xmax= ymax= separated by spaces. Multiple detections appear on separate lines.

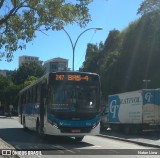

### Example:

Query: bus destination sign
xmin=55 ymin=74 xmax=89 ymax=81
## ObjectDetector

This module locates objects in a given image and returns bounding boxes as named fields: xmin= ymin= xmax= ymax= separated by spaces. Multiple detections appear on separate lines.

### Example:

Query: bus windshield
xmin=50 ymin=83 xmax=99 ymax=113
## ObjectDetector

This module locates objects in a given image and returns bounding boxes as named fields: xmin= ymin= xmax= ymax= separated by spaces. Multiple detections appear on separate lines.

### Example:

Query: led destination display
xmin=55 ymin=74 xmax=90 ymax=81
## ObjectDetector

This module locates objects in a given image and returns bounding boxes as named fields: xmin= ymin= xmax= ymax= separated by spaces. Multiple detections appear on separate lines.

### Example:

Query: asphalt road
xmin=0 ymin=117 xmax=160 ymax=158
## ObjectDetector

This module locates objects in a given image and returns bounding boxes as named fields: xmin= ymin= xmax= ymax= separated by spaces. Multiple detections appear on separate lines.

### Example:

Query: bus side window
xmin=26 ymin=90 xmax=30 ymax=104
xmin=30 ymin=88 xmax=33 ymax=103
xmin=41 ymin=83 xmax=48 ymax=106
xmin=20 ymin=95 xmax=22 ymax=105
xmin=33 ymin=86 xmax=37 ymax=103
xmin=32 ymin=86 xmax=35 ymax=103
xmin=24 ymin=92 xmax=27 ymax=104
xmin=22 ymin=94 xmax=25 ymax=104
xmin=37 ymin=85 xmax=41 ymax=103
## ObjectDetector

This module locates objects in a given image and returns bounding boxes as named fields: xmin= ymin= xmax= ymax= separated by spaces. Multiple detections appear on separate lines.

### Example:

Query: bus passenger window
xmin=37 ymin=86 xmax=40 ymax=103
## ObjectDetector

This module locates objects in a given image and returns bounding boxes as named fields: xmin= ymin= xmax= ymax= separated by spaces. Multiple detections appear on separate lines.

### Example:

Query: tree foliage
xmin=24 ymin=76 xmax=38 ymax=87
xmin=137 ymin=0 xmax=160 ymax=15
xmin=11 ymin=61 xmax=45 ymax=84
xmin=0 ymin=61 xmax=45 ymax=111
xmin=0 ymin=75 xmax=12 ymax=103
xmin=0 ymin=0 xmax=92 ymax=61
xmin=81 ymin=43 xmax=104 ymax=73
xmin=0 ymin=75 xmax=22 ymax=110
xmin=82 ymin=7 xmax=160 ymax=99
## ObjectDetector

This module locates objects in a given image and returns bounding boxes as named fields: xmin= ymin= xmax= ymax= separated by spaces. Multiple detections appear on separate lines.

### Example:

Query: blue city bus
xmin=18 ymin=71 xmax=101 ymax=141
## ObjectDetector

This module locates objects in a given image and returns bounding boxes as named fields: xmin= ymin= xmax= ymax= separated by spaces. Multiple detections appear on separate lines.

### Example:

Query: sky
xmin=0 ymin=0 xmax=143 ymax=71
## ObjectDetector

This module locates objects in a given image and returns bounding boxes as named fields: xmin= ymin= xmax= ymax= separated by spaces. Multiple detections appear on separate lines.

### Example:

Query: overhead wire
xmin=75 ymin=30 xmax=97 ymax=70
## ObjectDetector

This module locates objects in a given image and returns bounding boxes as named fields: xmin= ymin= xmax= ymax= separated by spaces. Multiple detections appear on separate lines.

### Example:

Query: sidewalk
xmin=99 ymin=130 xmax=160 ymax=148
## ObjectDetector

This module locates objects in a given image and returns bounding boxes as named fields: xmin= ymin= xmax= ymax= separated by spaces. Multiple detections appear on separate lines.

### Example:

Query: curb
xmin=98 ymin=133 xmax=160 ymax=148
xmin=0 ymin=116 xmax=14 ymax=119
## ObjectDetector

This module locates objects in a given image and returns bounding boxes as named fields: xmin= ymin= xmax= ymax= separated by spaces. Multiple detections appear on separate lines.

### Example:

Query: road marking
xmin=11 ymin=142 xmax=77 ymax=155
xmin=93 ymin=145 xmax=101 ymax=148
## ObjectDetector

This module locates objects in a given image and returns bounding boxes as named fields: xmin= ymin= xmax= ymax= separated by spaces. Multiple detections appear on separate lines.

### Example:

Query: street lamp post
xmin=143 ymin=79 xmax=151 ymax=89
xmin=62 ymin=27 xmax=103 ymax=71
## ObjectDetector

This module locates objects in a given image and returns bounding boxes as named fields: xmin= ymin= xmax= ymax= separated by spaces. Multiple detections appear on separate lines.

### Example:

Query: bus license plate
xmin=72 ymin=129 xmax=80 ymax=133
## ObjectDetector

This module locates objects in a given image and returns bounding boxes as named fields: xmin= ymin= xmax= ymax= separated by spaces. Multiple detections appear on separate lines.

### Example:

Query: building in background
xmin=19 ymin=55 xmax=43 ymax=67
xmin=0 ymin=70 xmax=7 ymax=76
xmin=0 ymin=70 xmax=13 ymax=76
xmin=43 ymin=57 xmax=69 ymax=73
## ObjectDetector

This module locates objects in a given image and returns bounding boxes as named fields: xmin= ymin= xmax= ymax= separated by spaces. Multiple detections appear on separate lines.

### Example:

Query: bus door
xmin=40 ymin=83 xmax=46 ymax=130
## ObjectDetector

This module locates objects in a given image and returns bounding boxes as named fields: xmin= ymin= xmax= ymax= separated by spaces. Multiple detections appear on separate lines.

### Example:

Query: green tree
xmin=0 ymin=0 xmax=92 ymax=61
xmin=103 ymin=10 xmax=160 ymax=95
xmin=0 ymin=75 xmax=21 ymax=111
xmin=81 ymin=43 xmax=103 ymax=73
xmin=103 ymin=29 xmax=121 ymax=53
xmin=99 ymin=30 xmax=122 ymax=98
xmin=0 ymin=75 xmax=12 ymax=104
xmin=5 ymin=84 xmax=23 ymax=111
xmin=138 ymin=0 xmax=160 ymax=15
xmin=11 ymin=61 xmax=45 ymax=84
xmin=81 ymin=30 xmax=122 ymax=98
xmin=24 ymin=76 xmax=38 ymax=87
xmin=82 ymin=11 xmax=160 ymax=97
xmin=100 ymin=29 xmax=121 ymax=74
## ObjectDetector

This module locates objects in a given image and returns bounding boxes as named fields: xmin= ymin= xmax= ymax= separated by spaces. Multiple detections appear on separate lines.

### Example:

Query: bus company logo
xmin=59 ymin=122 xmax=63 ymax=125
xmin=110 ymin=100 xmax=119 ymax=118
xmin=145 ymin=92 xmax=152 ymax=103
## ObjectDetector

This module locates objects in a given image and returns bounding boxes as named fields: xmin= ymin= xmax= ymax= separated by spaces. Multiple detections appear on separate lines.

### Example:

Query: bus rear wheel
xmin=75 ymin=136 xmax=84 ymax=142
xmin=36 ymin=120 xmax=45 ymax=138
xmin=23 ymin=117 xmax=27 ymax=131
xmin=36 ymin=120 xmax=41 ymax=134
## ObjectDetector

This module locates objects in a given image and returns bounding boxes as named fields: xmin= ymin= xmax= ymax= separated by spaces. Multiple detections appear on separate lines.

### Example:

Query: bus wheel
xmin=36 ymin=120 xmax=40 ymax=134
xmin=75 ymin=136 xmax=84 ymax=142
xmin=36 ymin=120 xmax=45 ymax=138
xmin=23 ymin=117 xmax=27 ymax=131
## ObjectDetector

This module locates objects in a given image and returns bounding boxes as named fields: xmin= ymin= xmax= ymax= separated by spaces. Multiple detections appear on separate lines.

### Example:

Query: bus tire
xmin=75 ymin=136 xmax=84 ymax=142
xmin=36 ymin=119 xmax=45 ymax=138
xmin=23 ymin=117 xmax=27 ymax=131
xmin=36 ymin=119 xmax=40 ymax=134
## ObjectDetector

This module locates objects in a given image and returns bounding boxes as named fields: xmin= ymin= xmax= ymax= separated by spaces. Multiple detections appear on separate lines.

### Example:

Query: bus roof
xmin=19 ymin=73 xmax=49 ymax=94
